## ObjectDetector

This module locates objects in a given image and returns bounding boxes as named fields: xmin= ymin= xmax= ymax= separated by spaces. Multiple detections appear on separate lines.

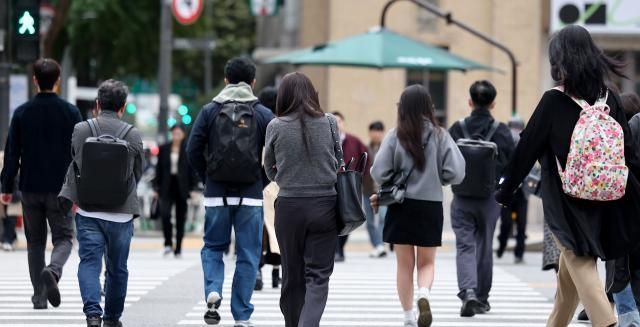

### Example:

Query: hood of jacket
xmin=213 ymin=82 xmax=258 ymax=103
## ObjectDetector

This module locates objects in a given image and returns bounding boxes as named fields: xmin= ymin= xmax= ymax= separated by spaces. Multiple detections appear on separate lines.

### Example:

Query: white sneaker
xmin=163 ymin=246 xmax=172 ymax=256
xmin=369 ymin=245 xmax=387 ymax=258
xmin=234 ymin=320 xmax=254 ymax=327
xmin=2 ymin=243 xmax=13 ymax=252
xmin=404 ymin=320 xmax=418 ymax=327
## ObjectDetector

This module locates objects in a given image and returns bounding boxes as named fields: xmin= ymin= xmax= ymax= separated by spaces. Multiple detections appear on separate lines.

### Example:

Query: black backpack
xmin=451 ymin=119 xmax=500 ymax=198
xmin=75 ymin=119 xmax=134 ymax=207
xmin=206 ymin=101 xmax=261 ymax=186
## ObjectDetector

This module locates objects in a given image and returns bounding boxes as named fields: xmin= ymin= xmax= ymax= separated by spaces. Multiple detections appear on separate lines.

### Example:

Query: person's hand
xmin=369 ymin=194 xmax=379 ymax=213
xmin=0 ymin=194 xmax=12 ymax=205
xmin=153 ymin=192 xmax=159 ymax=199
xmin=494 ymin=189 xmax=512 ymax=208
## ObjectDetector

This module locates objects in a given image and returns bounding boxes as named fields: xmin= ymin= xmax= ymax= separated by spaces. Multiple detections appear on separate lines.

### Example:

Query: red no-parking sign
xmin=172 ymin=0 xmax=203 ymax=25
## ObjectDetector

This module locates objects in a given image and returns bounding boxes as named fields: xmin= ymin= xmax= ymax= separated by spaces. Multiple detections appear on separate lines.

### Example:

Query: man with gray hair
xmin=59 ymin=79 xmax=144 ymax=327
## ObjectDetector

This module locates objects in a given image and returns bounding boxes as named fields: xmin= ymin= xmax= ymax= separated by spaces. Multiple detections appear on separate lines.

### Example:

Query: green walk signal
xmin=126 ymin=103 xmax=137 ymax=114
xmin=18 ymin=11 xmax=36 ymax=35
xmin=177 ymin=105 xmax=189 ymax=116
xmin=167 ymin=117 xmax=177 ymax=128
xmin=182 ymin=115 xmax=192 ymax=125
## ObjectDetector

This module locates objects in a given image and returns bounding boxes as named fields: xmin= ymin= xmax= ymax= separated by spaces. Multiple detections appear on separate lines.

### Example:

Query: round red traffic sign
xmin=172 ymin=0 xmax=203 ymax=25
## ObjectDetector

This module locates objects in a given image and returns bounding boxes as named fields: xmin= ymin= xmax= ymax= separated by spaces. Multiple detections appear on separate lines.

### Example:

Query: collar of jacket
xmin=213 ymin=82 xmax=258 ymax=103
xmin=98 ymin=110 xmax=120 ymax=119
xmin=471 ymin=108 xmax=492 ymax=117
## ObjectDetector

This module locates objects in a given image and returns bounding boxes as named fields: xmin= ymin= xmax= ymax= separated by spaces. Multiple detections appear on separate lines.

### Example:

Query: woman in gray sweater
xmin=263 ymin=72 xmax=339 ymax=327
xmin=371 ymin=85 xmax=465 ymax=327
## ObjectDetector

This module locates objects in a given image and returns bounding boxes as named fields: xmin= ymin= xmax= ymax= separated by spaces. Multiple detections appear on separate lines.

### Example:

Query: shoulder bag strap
xmin=326 ymin=114 xmax=345 ymax=169
xmin=459 ymin=119 xmax=471 ymax=139
xmin=87 ymin=119 xmax=100 ymax=137
xmin=116 ymin=123 xmax=134 ymax=140
xmin=485 ymin=120 xmax=500 ymax=142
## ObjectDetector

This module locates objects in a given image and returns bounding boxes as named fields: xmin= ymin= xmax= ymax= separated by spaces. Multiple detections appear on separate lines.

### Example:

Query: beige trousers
xmin=547 ymin=238 xmax=616 ymax=327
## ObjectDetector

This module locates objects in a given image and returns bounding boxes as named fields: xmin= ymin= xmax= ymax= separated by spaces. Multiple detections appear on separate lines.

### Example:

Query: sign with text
xmin=172 ymin=0 xmax=203 ymax=25
xmin=551 ymin=0 xmax=640 ymax=34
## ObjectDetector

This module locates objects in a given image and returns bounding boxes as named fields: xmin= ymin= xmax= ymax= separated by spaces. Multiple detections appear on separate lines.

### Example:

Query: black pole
xmin=381 ymin=0 xmax=518 ymax=115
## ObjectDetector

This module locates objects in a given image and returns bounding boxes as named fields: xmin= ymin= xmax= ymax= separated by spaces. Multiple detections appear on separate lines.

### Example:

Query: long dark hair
xmin=621 ymin=92 xmax=640 ymax=121
xmin=549 ymin=25 xmax=626 ymax=104
xmin=275 ymin=72 xmax=324 ymax=152
xmin=397 ymin=84 xmax=437 ymax=171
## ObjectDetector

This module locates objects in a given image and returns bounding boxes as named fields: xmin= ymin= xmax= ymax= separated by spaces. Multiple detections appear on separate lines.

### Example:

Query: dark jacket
xmin=59 ymin=111 xmax=145 ymax=216
xmin=497 ymin=89 xmax=640 ymax=259
xmin=153 ymin=142 xmax=197 ymax=200
xmin=187 ymin=101 xmax=274 ymax=200
xmin=1 ymin=93 xmax=82 ymax=194
xmin=448 ymin=108 xmax=515 ymax=182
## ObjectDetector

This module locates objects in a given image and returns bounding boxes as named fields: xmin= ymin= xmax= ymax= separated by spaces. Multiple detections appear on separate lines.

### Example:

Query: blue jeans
xmin=201 ymin=205 xmax=263 ymax=321
xmin=614 ymin=284 xmax=640 ymax=327
xmin=364 ymin=194 xmax=386 ymax=248
xmin=76 ymin=214 xmax=133 ymax=321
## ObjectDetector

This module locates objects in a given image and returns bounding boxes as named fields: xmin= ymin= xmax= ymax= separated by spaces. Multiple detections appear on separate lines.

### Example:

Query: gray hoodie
xmin=371 ymin=122 xmax=465 ymax=202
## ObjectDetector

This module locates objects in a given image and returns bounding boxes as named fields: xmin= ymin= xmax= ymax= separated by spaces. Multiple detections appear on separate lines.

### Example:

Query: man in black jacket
xmin=448 ymin=80 xmax=515 ymax=317
xmin=0 ymin=59 xmax=82 ymax=309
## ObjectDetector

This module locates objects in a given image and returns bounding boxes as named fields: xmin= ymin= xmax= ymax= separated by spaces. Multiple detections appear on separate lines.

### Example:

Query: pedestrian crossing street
xmin=0 ymin=250 xmax=196 ymax=327
xmin=178 ymin=252 xmax=585 ymax=327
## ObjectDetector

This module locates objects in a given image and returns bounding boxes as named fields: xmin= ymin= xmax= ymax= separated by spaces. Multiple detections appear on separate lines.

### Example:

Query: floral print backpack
xmin=554 ymin=86 xmax=628 ymax=201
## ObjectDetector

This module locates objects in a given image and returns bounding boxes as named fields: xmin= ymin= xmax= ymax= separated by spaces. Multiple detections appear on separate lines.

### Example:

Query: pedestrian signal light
xmin=178 ymin=105 xmax=189 ymax=116
xmin=12 ymin=0 xmax=40 ymax=63
xmin=182 ymin=114 xmax=192 ymax=125
xmin=126 ymin=103 xmax=137 ymax=114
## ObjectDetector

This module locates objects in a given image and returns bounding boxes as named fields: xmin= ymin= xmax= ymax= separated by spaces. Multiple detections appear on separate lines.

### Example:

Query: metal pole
xmin=0 ymin=0 xmax=10 ymax=150
xmin=157 ymin=0 xmax=173 ymax=143
xmin=203 ymin=0 xmax=213 ymax=94
xmin=380 ymin=0 xmax=518 ymax=115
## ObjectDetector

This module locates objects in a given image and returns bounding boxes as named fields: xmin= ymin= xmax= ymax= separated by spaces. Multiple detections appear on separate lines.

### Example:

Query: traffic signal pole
xmin=157 ymin=0 xmax=173 ymax=143
xmin=0 ymin=0 xmax=10 ymax=150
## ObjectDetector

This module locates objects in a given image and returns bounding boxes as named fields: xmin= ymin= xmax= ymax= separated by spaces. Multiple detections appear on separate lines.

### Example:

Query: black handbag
xmin=377 ymin=132 xmax=432 ymax=206
xmin=149 ymin=197 xmax=160 ymax=220
xmin=327 ymin=115 xmax=368 ymax=236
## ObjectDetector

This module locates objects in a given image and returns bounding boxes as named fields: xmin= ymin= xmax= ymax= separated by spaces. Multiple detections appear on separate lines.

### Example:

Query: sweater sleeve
xmin=438 ymin=129 xmax=466 ymax=185
xmin=497 ymin=92 xmax=553 ymax=203
xmin=187 ymin=105 xmax=212 ymax=183
xmin=264 ymin=122 xmax=277 ymax=182
xmin=370 ymin=130 xmax=396 ymax=186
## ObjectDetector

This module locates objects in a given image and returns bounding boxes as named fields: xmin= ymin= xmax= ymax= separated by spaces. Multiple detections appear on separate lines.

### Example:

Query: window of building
xmin=406 ymin=69 xmax=448 ymax=126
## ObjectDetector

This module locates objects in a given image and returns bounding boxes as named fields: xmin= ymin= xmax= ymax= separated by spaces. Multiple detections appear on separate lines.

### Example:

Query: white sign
xmin=551 ymin=0 xmax=640 ymax=34
xmin=250 ymin=0 xmax=279 ymax=17
xmin=172 ymin=0 xmax=203 ymax=25
xmin=9 ymin=75 xmax=29 ymax=120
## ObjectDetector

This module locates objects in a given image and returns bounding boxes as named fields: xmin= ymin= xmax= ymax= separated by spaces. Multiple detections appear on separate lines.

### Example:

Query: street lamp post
xmin=380 ymin=0 xmax=519 ymax=115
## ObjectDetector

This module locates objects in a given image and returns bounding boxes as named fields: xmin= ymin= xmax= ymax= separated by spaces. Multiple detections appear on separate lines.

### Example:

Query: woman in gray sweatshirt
xmin=263 ymin=72 xmax=339 ymax=327
xmin=371 ymin=85 xmax=465 ymax=327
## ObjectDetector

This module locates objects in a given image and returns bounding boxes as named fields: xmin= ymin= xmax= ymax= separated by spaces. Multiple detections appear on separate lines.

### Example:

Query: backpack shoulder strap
xmin=87 ymin=119 xmax=102 ymax=137
xmin=115 ymin=123 xmax=134 ymax=140
xmin=485 ymin=120 xmax=500 ymax=142
xmin=458 ymin=119 xmax=471 ymax=139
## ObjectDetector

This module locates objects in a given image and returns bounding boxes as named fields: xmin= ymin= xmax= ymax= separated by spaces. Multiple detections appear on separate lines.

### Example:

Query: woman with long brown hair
xmin=371 ymin=84 xmax=465 ymax=327
xmin=263 ymin=72 xmax=340 ymax=327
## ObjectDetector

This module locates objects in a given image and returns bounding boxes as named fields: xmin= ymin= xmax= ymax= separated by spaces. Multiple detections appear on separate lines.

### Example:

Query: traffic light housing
xmin=12 ymin=0 xmax=40 ymax=64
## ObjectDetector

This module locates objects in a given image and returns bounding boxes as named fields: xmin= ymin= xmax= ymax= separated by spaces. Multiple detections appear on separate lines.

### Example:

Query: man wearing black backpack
xmin=0 ymin=58 xmax=81 ymax=310
xmin=59 ymin=79 xmax=144 ymax=327
xmin=187 ymin=57 xmax=274 ymax=327
xmin=448 ymin=80 xmax=514 ymax=318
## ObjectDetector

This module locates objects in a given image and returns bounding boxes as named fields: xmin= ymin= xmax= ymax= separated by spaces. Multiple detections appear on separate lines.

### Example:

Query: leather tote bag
xmin=327 ymin=114 xmax=368 ymax=236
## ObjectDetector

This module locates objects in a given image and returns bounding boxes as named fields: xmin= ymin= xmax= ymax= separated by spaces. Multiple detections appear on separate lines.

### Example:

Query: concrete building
xmin=255 ymin=0 xmax=640 ymax=140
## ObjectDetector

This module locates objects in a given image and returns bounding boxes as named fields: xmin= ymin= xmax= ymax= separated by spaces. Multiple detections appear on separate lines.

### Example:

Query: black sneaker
xmin=204 ymin=292 xmax=222 ymax=325
xmin=272 ymin=268 xmax=281 ymax=288
xmin=103 ymin=320 xmax=123 ymax=327
xmin=417 ymin=297 xmax=432 ymax=327
xmin=86 ymin=316 xmax=102 ymax=327
xmin=41 ymin=268 xmax=61 ymax=307
xmin=480 ymin=300 xmax=491 ymax=313
xmin=577 ymin=309 xmax=589 ymax=321
xmin=254 ymin=270 xmax=263 ymax=291
xmin=33 ymin=301 xmax=47 ymax=310
xmin=458 ymin=289 xmax=485 ymax=317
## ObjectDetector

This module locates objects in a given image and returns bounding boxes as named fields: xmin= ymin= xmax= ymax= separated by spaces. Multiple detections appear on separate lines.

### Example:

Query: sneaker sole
xmin=460 ymin=299 xmax=483 ymax=317
xmin=417 ymin=298 xmax=432 ymax=327
xmin=41 ymin=269 xmax=60 ymax=307
xmin=205 ymin=293 xmax=222 ymax=325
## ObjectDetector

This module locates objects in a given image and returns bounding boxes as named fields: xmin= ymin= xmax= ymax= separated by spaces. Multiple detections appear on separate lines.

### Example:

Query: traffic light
xmin=12 ymin=0 xmax=40 ymax=63
xmin=126 ymin=103 xmax=137 ymax=114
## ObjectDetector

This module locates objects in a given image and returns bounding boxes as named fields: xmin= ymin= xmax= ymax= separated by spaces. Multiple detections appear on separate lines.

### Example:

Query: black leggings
xmin=161 ymin=176 xmax=187 ymax=254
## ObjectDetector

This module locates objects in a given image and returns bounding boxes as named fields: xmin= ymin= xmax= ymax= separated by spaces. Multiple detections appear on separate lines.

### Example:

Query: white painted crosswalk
xmin=0 ymin=250 xmax=196 ymax=327
xmin=178 ymin=252 xmax=582 ymax=327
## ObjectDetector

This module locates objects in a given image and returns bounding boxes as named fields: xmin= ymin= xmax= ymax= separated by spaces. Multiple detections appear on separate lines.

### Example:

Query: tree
xmin=43 ymin=0 xmax=72 ymax=58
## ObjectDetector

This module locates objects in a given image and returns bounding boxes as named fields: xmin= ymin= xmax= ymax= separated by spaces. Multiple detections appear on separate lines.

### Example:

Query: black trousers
xmin=497 ymin=191 xmax=528 ymax=259
xmin=161 ymin=176 xmax=188 ymax=254
xmin=21 ymin=192 xmax=73 ymax=304
xmin=275 ymin=196 xmax=337 ymax=327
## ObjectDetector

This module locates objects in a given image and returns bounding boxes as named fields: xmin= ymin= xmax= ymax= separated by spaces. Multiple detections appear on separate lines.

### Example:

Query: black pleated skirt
xmin=383 ymin=199 xmax=443 ymax=247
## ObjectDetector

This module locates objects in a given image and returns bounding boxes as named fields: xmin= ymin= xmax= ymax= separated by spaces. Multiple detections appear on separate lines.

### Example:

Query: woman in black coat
xmin=496 ymin=25 xmax=640 ymax=327
xmin=153 ymin=124 xmax=197 ymax=257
